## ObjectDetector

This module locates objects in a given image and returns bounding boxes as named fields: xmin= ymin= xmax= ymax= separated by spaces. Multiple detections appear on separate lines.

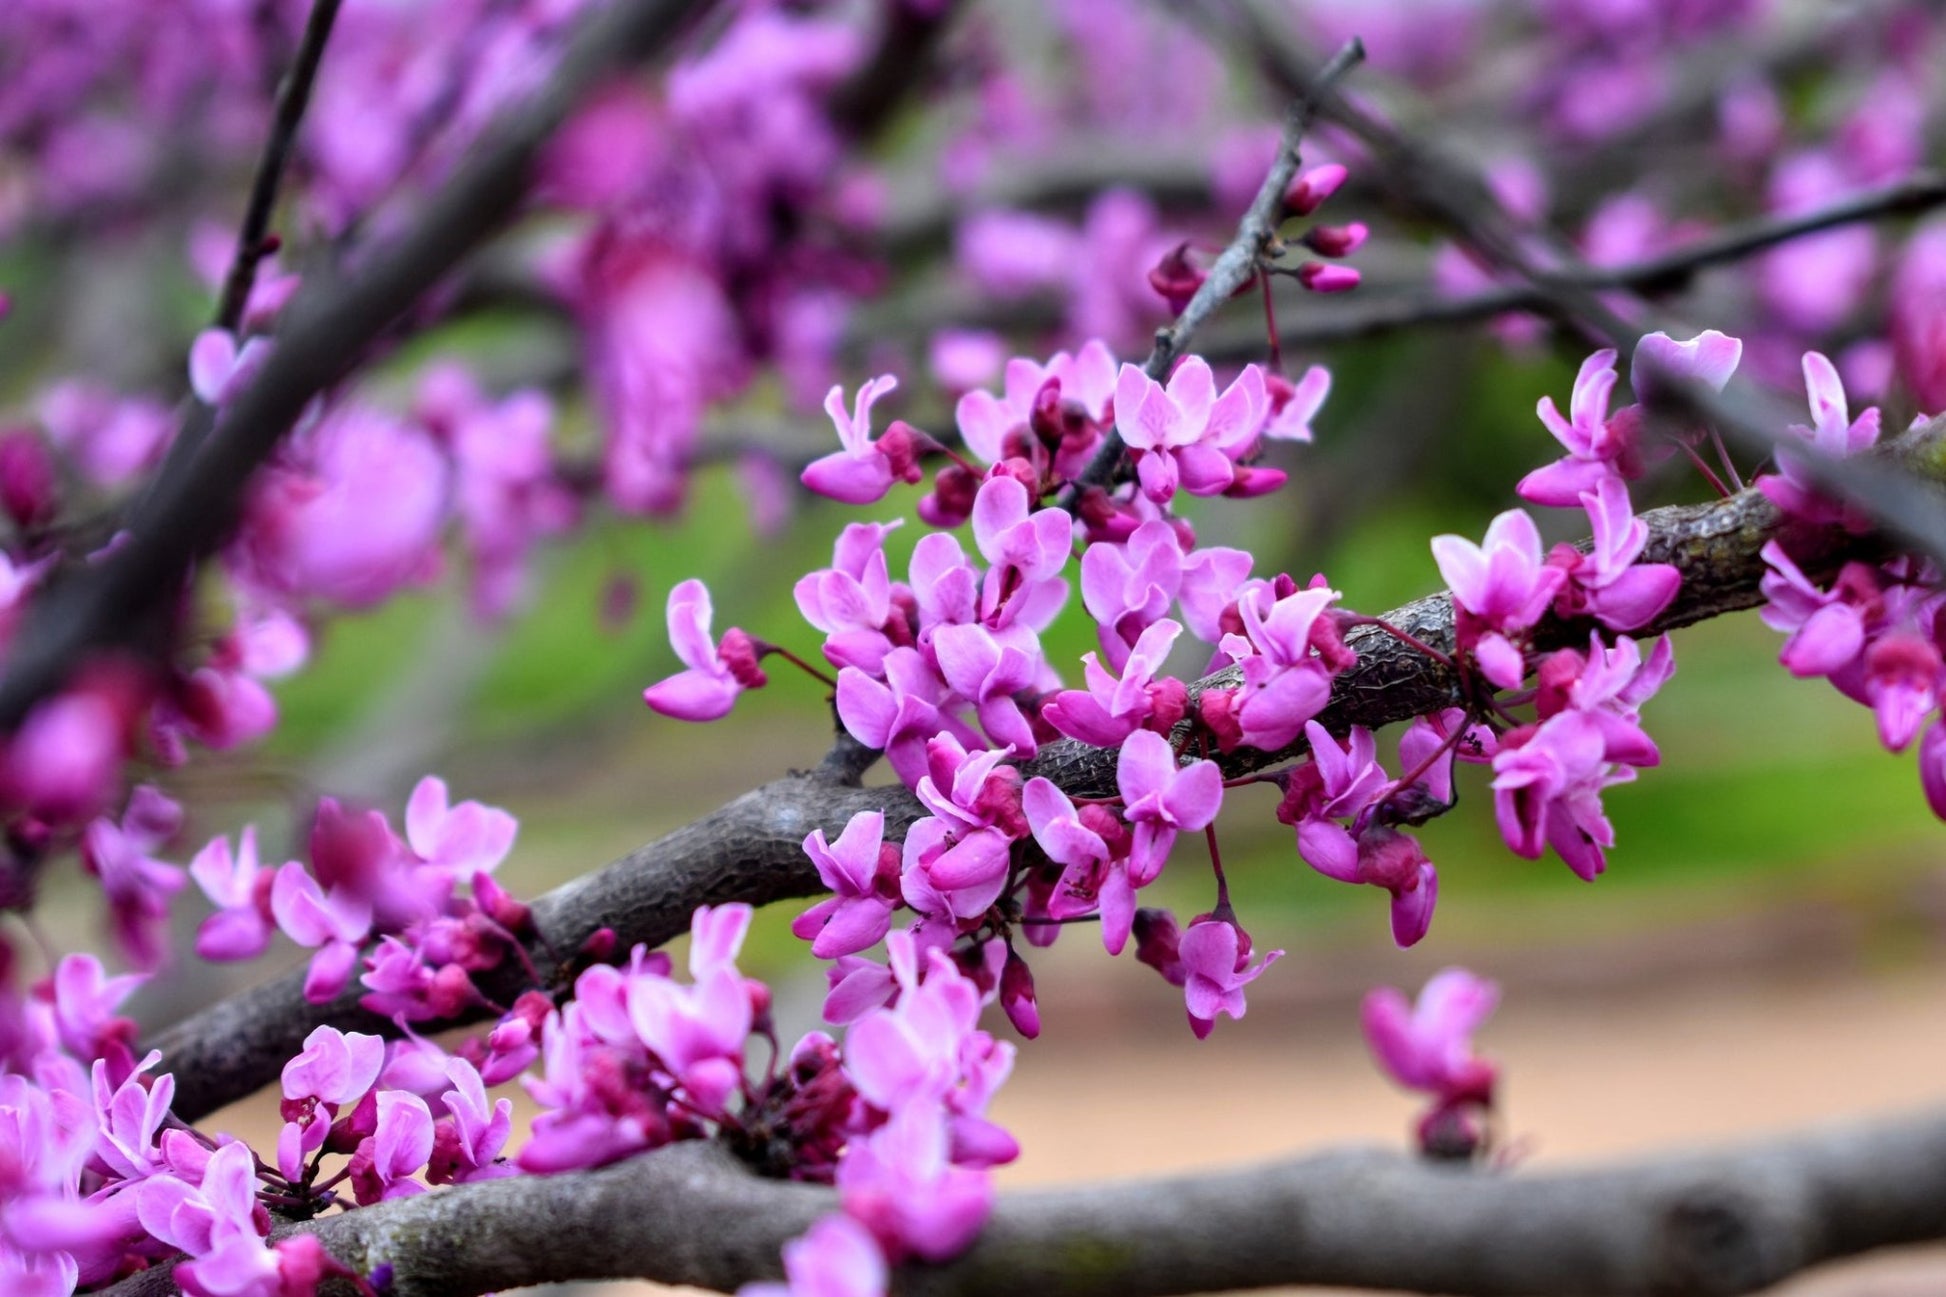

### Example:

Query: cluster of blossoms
xmin=1753 ymin=352 xmax=1946 ymax=816
xmin=518 ymin=906 xmax=1019 ymax=1295
xmin=187 ymin=777 xmax=527 ymax=1021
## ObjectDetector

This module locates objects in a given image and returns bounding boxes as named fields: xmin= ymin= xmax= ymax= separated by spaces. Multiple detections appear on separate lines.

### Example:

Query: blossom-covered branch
xmin=100 ymin=1106 xmax=1946 ymax=1297
xmin=145 ymin=420 xmax=1938 ymax=1123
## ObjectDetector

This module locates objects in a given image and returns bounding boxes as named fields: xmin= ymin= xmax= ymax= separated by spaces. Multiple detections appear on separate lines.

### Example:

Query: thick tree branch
xmin=104 ymin=1106 xmax=1946 ymax=1297
xmin=150 ymin=421 xmax=1939 ymax=1121
xmin=0 ymin=0 xmax=714 ymax=729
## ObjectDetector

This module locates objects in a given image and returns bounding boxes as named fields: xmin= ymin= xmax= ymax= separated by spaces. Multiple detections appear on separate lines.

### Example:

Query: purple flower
xmin=932 ymin=623 xmax=1039 ymax=755
xmin=1219 ymin=582 xmax=1343 ymax=750
xmin=1116 ymin=730 xmax=1222 ymax=885
xmin=1757 ymin=351 xmax=1883 ymax=527
xmin=1519 ymin=348 xmax=1631 ymax=506
xmin=1114 ymin=358 xmax=1267 ymax=502
xmin=1490 ymin=710 xmax=1620 ymax=880
xmin=349 ymin=1090 xmax=434 ymax=1204
xmin=970 ymin=475 xmax=1071 ymax=586
xmin=403 ymin=776 xmax=517 ymax=881
xmin=270 ymin=863 xmax=374 ymax=1004
xmin=836 ymin=1105 xmax=993 ymax=1264
xmin=739 ymin=1213 xmax=888 ymax=1297
xmin=837 ymin=649 xmax=976 ymax=788
xmin=1551 ymin=479 xmax=1681 ymax=631
xmin=1432 ymin=510 xmax=1565 ymax=689
xmin=79 ymin=788 xmax=186 ymax=972
xmin=1024 ymin=777 xmax=1137 ymax=954
xmin=792 ymin=812 xmax=901 ymax=959
xmin=1363 ymin=967 xmax=1498 ymax=1153
xmin=1758 ymin=542 xmax=1869 ymax=678
xmin=644 ymin=579 xmax=768 ymax=722
xmin=1043 ymin=618 xmax=1185 ymax=746
xmin=794 ymin=522 xmax=902 ymax=674
xmin=1179 ymin=915 xmax=1281 ymax=1038
xmin=802 ymin=375 xmax=923 ymax=504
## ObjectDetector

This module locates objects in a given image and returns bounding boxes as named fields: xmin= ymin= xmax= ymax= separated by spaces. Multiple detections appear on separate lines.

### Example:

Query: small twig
xmin=1068 ymin=37 xmax=1366 ymax=495
xmin=213 ymin=0 xmax=345 ymax=335
xmin=1209 ymin=172 xmax=1946 ymax=351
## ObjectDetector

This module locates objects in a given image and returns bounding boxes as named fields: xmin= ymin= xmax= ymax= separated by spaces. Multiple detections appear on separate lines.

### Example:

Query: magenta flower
xmin=836 ymin=1104 xmax=993 ymax=1264
xmin=1432 ymin=509 xmax=1565 ymax=689
xmin=932 ymin=623 xmax=1040 ymax=755
xmin=802 ymin=374 xmax=923 ymax=504
xmin=1519 ymin=348 xmax=1629 ymax=507
xmin=1282 ymin=722 xmax=1388 ymax=882
xmin=792 ymin=811 xmax=901 ymax=959
xmin=1363 ymin=967 xmax=1499 ymax=1151
xmin=627 ymin=905 xmax=755 ymax=1117
xmin=1179 ymin=915 xmax=1282 ymax=1038
xmin=1862 ymin=633 xmax=1943 ymax=753
xmin=1114 ymin=358 xmax=1267 ymax=502
xmin=644 ymin=579 xmax=767 ymax=722
xmin=1758 ymin=542 xmax=1869 ymax=679
xmin=1629 ymin=329 xmax=1743 ymax=405
xmin=1551 ymin=479 xmax=1681 ymax=631
xmin=270 ymin=863 xmax=374 ymax=1004
xmin=794 ymin=522 xmax=902 ymax=674
xmin=1117 ymin=730 xmax=1222 ymax=884
xmin=1490 ymin=710 xmax=1620 ymax=880
xmin=79 ymin=788 xmax=186 ymax=972
xmin=953 ymin=341 xmax=1117 ymax=469
xmin=1757 ymin=351 xmax=1883 ymax=526
xmin=278 ymin=1025 xmax=384 ymax=1181
xmin=837 ymin=648 xmax=977 ymax=788
xmin=739 ymin=1213 xmax=888 ymax=1297
xmin=349 ymin=1090 xmax=435 ymax=1204
xmin=44 ymin=953 xmax=143 ymax=1068
xmin=404 ymin=776 xmax=517 ymax=881
xmin=1260 ymin=365 xmax=1332 ymax=443
xmin=899 ymin=816 xmax=1014 ymax=924
xmin=1043 ymin=617 xmax=1185 ymax=746
xmin=1025 ymin=777 xmax=1137 ymax=953
xmin=1219 ymin=583 xmax=1342 ymax=750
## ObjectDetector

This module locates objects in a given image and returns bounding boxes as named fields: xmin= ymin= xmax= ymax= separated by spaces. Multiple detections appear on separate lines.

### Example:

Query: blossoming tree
xmin=3 ymin=1 xmax=1946 ymax=1295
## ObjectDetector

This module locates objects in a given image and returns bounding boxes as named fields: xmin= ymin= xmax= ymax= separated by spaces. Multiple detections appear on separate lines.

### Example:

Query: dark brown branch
xmin=149 ymin=420 xmax=1938 ymax=1121
xmin=103 ymin=1106 xmax=1946 ymax=1297
xmin=826 ymin=0 xmax=963 ymax=138
xmin=1232 ymin=172 xmax=1946 ymax=350
xmin=1070 ymin=37 xmax=1366 ymax=494
xmin=0 ymin=0 xmax=714 ymax=730
xmin=213 ymin=0 xmax=345 ymax=335
xmin=1222 ymin=0 xmax=1946 ymax=572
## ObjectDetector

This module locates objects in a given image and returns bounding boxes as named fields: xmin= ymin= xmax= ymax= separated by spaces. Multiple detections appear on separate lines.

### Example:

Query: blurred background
xmin=5 ymin=0 xmax=1946 ymax=1291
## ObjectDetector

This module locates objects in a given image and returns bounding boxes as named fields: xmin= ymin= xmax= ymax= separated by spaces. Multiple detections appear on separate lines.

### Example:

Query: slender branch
xmin=213 ymin=0 xmax=345 ymax=335
xmin=0 ymin=0 xmax=715 ymax=730
xmin=1209 ymin=172 xmax=1946 ymax=350
xmin=101 ymin=1106 xmax=1946 ymax=1297
xmin=1069 ymin=37 xmax=1366 ymax=494
xmin=149 ymin=419 xmax=1942 ymax=1122
xmin=1222 ymin=0 xmax=1946 ymax=572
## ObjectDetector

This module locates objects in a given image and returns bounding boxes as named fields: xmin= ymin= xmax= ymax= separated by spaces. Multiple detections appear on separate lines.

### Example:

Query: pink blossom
xmin=931 ymin=623 xmax=1039 ymax=755
xmin=349 ymin=1090 xmax=434 ymax=1204
xmin=1432 ymin=509 xmax=1565 ymax=688
xmin=837 ymin=649 xmax=976 ymax=788
xmin=794 ymin=522 xmax=902 ymax=674
xmin=1550 ymin=479 xmax=1681 ymax=631
xmin=644 ymin=579 xmax=767 ymax=722
xmin=1178 ymin=915 xmax=1281 ymax=1038
xmin=270 ymin=864 xmax=374 ymax=1004
xmin=1758 ymin=542 xmax=1869 ymax=678
xmin=1116 ymin=730 xmax=1222 ymax=884
xmin=802 ymin=375 xmax=923 ymax=504
xmin=1490 ymin=710 xmax=1621 ymax=880
xmin=792 ymin=812 xmax=901 ymax=959
xmin=1363 ymin=967 xmax=1498 ymax=1155
xmin=404 ymin=776 xmax=517 ymax=880
xmin=739 ymin=1214 xmax=888 ymax=1297
xmin=1892 ymin=223 xmax=1946 ymax=414
xmin=1024 ymin=777 xmax=1136 ymax=953
xmin=1214 ymin=583 xmax=1341 ymax=751
xmin=1519 ymin=348 xmax=1634 ymax=506
xmin=42 ymin=953 xmax=143 ymax=1069
xmin=952 ymin=341 xmax=1117 ymax=469
xmin=836 ymin=1105 xmax=993 ymax=1264
xmin=80 ymin=788 xmax=185 ymax=972
xmin=230 ymin=404 xmax=448 ymax=609
xmin=1043 ymin=618 xmax=1186 ymax=746
xmin=1757 ymin=351 xmax=1883 ymax=526
xmin=1113 ymin=358 xmax=1267 ymax=502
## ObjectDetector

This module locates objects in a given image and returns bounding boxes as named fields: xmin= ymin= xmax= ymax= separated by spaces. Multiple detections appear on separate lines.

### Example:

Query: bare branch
xmin=102 ymin=1106 xmax=1946 ymax=1297
xmin=0 ymin=0 xmax=715 ymax=730
xmin=213 ymin=0 xmax=345 ymax=336
xmin=1069 ymin=37 xmax=1366 ymax=494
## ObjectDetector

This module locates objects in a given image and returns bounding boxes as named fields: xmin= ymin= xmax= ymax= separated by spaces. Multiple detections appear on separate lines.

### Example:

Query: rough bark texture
xmin=101 ymin=1108 xmax=1946 ymax=1297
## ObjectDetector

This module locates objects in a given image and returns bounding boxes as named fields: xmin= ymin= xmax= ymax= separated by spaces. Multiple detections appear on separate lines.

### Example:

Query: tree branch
xmin=149 ymin=419 xmax=1941 ymax=1121
xmin=1220 ymin=171 xmax=1946 ymax=351
xmin=0 ymin=0 xmax=715 ymax=730
xmin=103 ymin=1105 xmax=1946 ymax=1297
xmin=213 ymin=0 xmax=345 ymax=336
xmin=1069 ymin=37 xmax=1366 ymax=494
xmin=1221 ymin=0 xmax=1946 ymax=572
